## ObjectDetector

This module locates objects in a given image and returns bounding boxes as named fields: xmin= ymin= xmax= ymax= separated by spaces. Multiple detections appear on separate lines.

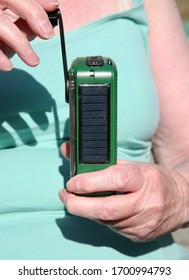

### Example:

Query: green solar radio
xmin=48 ymin=10 xmax=117 ymax=196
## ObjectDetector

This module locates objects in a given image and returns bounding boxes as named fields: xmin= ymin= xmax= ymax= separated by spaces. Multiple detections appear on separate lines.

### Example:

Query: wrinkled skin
xmin=1 ymin=0 xmax=189 ymax=242
xmin=59 ymin=0 xmax=189 ymax=242
xmin=59 ymin=143 xmax=189 ymax=242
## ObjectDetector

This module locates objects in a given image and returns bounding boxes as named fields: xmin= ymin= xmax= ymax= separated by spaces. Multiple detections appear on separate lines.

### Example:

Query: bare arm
xmin=145 ymin=0 xmax=189 ymax=178
xmin=59 ymin=0 xmax=189 ymax=241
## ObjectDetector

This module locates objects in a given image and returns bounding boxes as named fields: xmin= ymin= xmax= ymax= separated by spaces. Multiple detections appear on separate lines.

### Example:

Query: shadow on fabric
xmin=56 ymin=216 xmax=174 ymax=258
xmin=0 ymin=68 xmax=70 ymax=187
xmin=0 ymin=68 xmax=61 ymax=148
xmin=0 ymin=68 xmax=175 ymax=258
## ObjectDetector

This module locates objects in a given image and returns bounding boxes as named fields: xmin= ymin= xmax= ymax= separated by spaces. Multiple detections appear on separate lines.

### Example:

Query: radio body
xmin=48 ymin=11 xmax=117 ymax=196
xmin=69 ymin=56 xmax=117 ymax=178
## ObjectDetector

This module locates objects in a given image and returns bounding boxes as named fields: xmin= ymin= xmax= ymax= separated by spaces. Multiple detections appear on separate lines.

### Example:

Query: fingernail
xmin=21 ymin=47 xmax=40 ymax=67
xmin=39 ymin=19 xmax=55 ymax=39
xmin=26 ymin=51 xmax=40 ymax=66
xmin=66 ymin=177 xmax=80 ymax=192
xmin=50 ymin=1 xmax=59 ymax=5
xmin=0 ymin=56 xmax=13 ymax=71
xmin=6 ymin=66 xmax=13 ymax=71
xmin=66 ymin=181 xmax=70 ymax=190
xmin=59 ymin=190 xmax=66 ymax=202
xmin=4 ymin=63 xmax=13 ymax=71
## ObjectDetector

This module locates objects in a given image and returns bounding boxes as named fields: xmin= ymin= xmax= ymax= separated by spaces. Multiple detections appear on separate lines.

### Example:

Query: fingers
xmin=0 ymin=48 xmax=13 ymax=70
xmin=59 ymin=162 xmax=153 ymax=220
xmin=60 ymin=142 xmax=70 ymax=160
xmin=59 ymin=188 xmax=159 ymax=242
xmin=59 ymin=189 xmax=138 ymax=221
xmin=0 ymin=0 xmax=59 ymax=69
xmin=1 ymin=0 xmax=58 ymax=38
xmin=0 ymin=10 xmax=40 ymax=67
xmin=66 ymin=164 xmax=144 ymax=194
xmin=32 ymin=0 xmax=59 ymax=12
xmin=59 ymin=160 xmax=186 ymax=241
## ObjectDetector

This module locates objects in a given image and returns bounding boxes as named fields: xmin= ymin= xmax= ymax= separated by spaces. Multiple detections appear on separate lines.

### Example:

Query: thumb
xmin=66 ymin=163 xmax=144 ymax=194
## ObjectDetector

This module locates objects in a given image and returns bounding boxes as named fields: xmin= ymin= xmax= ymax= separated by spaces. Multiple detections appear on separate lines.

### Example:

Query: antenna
xmin=47 ymin=9 xmax=69 ymax=103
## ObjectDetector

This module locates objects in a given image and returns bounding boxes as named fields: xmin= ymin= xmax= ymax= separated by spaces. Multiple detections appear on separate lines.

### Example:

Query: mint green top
xmin=0 ymin=1 xmax=188 ymax=260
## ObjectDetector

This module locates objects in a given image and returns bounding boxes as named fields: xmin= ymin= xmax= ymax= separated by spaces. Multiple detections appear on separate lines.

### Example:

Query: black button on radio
xmin=86 ymin=56 xmax=104 ymax=67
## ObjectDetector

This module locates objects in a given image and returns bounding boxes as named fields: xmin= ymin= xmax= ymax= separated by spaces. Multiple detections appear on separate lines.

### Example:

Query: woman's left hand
xmin=59 ymin=158 xmax=189 ymax=241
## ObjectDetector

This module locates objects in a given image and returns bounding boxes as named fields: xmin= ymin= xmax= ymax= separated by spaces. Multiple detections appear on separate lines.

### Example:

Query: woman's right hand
xmin=0 ymin=0 xmax=59 ymax=71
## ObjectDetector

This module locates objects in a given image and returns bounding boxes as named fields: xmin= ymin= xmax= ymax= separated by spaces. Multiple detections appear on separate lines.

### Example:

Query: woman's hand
xmin=0 ymin=0 xmax=59 ymax=71
xmin=59 ymin=143 xmax=189 ymax=242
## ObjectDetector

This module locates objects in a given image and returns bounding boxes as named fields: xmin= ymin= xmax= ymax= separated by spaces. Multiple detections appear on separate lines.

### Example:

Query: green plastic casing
xmin=69 ymin=56 xmax=117 ymax=195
